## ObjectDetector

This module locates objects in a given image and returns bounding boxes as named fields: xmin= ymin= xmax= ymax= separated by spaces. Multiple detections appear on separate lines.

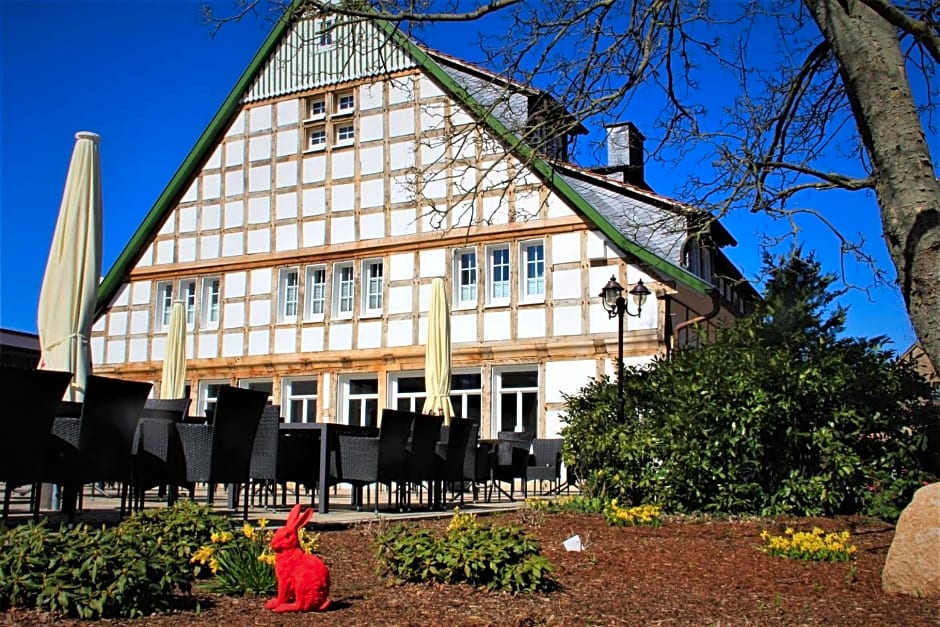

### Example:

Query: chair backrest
xmin=208 ymin=386 xmax=270 ymax=483
xmin=250 ymin=404 xmax=281 ymax=481
xmin=496 ymin=430 xmax=534 ymax=466
xmin=376 ymin=409 xmax=414 ymax=479
xmin=531 ymin=438 xmax=564 ymax=479
xmin=78 ymin=375 xmax=154 ymax=482
xmin=0 ymin=366 xmax=73 ymax=482
xmin=461 ymin=421 xmax=481 ymax=479
xmin=408 ymin=412 xmax=444 ymax=480
xmin=438 ymin=418 xmax=473 ymax=480
xmin=142 ymin=398 xmax=191 ymax=422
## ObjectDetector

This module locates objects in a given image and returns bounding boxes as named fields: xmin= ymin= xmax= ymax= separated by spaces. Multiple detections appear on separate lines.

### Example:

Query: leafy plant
xmin=603 ymin=502 xmax=662 ymax=527
xmin=375 ymin=508 xmax=555 ymax=593
xmin=525 ymin=495 xmax=606 ymax=514
xmin=759 ymin=527 xmax=857 ymax=562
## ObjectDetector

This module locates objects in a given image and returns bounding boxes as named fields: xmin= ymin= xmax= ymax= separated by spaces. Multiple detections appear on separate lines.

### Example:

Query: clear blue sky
xmin=0 ymin=1 xmax=923 ymax=353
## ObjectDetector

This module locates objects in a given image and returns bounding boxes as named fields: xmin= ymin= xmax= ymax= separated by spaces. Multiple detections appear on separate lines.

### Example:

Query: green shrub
xmin=375 ymin=509 xmax=555 ymax=593
xmin=525 ymin=495 xmax=606 ymax=514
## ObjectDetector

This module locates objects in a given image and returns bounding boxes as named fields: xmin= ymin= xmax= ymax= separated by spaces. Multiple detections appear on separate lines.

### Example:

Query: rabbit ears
xmin=286 ymin=503 xmax=314 ymax=529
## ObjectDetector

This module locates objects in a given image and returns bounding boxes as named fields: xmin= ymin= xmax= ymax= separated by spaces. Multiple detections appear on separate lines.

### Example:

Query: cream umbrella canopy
xmin=161 ymin=301 xmax=187 ymax=399
xmin=37 ymin=131 xmax=103 ymax=402
xmin=422 ymin=277 xmax=455 ymax=423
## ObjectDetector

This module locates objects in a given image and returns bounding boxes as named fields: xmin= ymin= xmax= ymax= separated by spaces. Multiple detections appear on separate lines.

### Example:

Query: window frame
xmin=339 ymin=375 xmax=379 ymax=427
xmin=156 ymin=281 xmax=174 ymax=331
xmin=486 ymin=244 xmax=511 ymax=306
xmin=334 ymin=91 xmax=355 ymax=116
xmin=387 ymin=372 xmax=426 ymax=413
xmin=278 ymin=267 xmax=300 ymax=323
xmin=333 ymin=262 xmax=355 ymax=319
xmin=199 ymin=380 xmax=229 ymax=419
xmin=334 ymin=123 xmax=355 ymax=148
xmin=306 ymin=96 xmax=326 ymax=121
xmin=520 ymin=239 xmax=545 ymax=301
xmin=238 ymin=378 xmax=274 ymax=404
xmin=316 ymin=17 xmax=336 ymax=48
xmin=179 ymin=279 xmax=197 ymax=328
xmin=454 ymin=248 xmax=478 ymax=308
xmin=282 ymin=377 xmax=318 ymax=423
xmin=304 ymin=264 xmax=327 ymax=321
xmin=492 ymin=366 xmax=539 ymax=435
xmin=362 ymin=258 xmax=384 ymax=316
xmin=201 ymin=277 xmax=221 ymax=329
xmin=307 ymin=126 xmax=327 ymax=151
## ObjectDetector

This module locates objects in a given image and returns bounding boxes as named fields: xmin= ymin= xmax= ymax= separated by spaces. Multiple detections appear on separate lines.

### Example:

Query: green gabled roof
xmin=95 ymin=1 xmax=712 ymax=317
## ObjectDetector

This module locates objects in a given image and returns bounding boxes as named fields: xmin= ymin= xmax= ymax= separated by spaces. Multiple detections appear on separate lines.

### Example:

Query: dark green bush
xmin=375 ymin=509 xmax=555 ymax=592
xmin=561 ymin=251 xmax=938 ymax=521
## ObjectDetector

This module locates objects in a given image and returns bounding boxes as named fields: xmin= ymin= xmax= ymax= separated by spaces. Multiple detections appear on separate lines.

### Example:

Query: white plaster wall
xmin=128 ymin=338 xmax=148 ymax=362
xmin=451 ymin=313 xmax=476 ymax=343
xmin=588 ymin=266 xmax=617 ymax=299
xmin=197 ymin=333 xmax=219 ymax=359
xmin=156 ymin=240 xmax=174 ymax=265
xmin=249 ymin=104 xmax=272 ymax=132
xmin=390 ymin=174 xmax=414 ymax=205
xmin=358 ymin=320 xmax=382 ymax=349
xmin=225 ymin=171 xmax=244 ymax=197
xmin=482 ymin=195 xmax=509 ymax=225
xmin=224 ymin=302 xmax=245 ymax=328
xmin=544 ymin=408 xmax=564 ymax=438
xmin=389 ymin=253 xmax=413 ymax=281
xmin=137 ymin=244 xmax=154 ymax=267
xmin=420 ymin=137 xmax=446 ymax=166
xmin=359 ymin=115 xmax=383 ymax=142
xmin=225 ymin=272 xmax=246 ymax=298
xmin=388 ymin=108 xmax=415 ymax=137
xmin=248 ymin=197 xmax=270 ymax=223
xmin=545 ymin=360 xmax=596 ymax=404
xmin=302 ymin=220 xmax=325 ymax=247
xmin=359 ymin=83 xmax=383 ymax=110
xmin=360 ymin=212 xmax=384 ymax=240
xmin=331 ymin=215 xmax=356 ymax=244
xmin=90 ymin=337 xmax=104 ymax=364
xmin=225 ymin=140 xmax=244 ymax=167
xmin=276 ymin=193 xmax=297 ymax=219
xmin=483 ymin=310 xmax=511 ymax=342
xmin=332 ymin=152 xmax=354 ymax=180
xmin=332 ymin=184 xmax=355 ymax=211
xmin=329 ymin=323 xmax=353 ymax=350
xmin=178 ymin=237 xmax=196 ymax=263
xmin=158 ymin=218 xmax=173 ymax=236
xmin=178 ymin=206 xmax=197 ymax=232
xmin=131 ymin=282 xmax=149 ymax=305
xmin=200 ymin=234 xmax=220 ymax=259
xmin=130 ymin=310 xmax=149 ymax=334
xmin=105 ymin=339 xmax=126 ymax=364
xmin=247 ymin=228 xmax=271 ymax=254
xmin=588 ymin=301 xmax=615 ymax=335
xmin=452 ymin=200 xmax=474 ymax=228
xmin=276 ymin=161 xmax=297 ymax=188
xmin=552 ymin=268 xmax=581 ymax=300
xmin=302 ymin=188 xmax=326 ymax=216
xmin=249 ymin=165 xmax=271 ymax=192
xmin=206 ymin=147 xmax=222 ymax=169
xmin=420 ymin=101 xmax=446 ymax=132
xmin=417 ymin=281 xmax=432 ymax=312
xmin=248 ymin=330 xmax=269 ymax=355
xmin=275 ymin=224 xmax=298 ymax=251
xmin=302 ymin=155 xmax=326 ymax=183
xmin=586 ymin=231 xmax=610 ymax=260
xmin=386 ymin=319 xmax=412 ymax=347
xmin=250 ymin=269 xmax=272 ymax=295
xmin=274 ymin=328 xmax=295 ymax=353
xmin=359 ymin=145 xmax=383 ymax=175
xmin=388 ymin=286 xmax=412 ymax=314
xmin=360 ymin=179 xmax=384 ymax=208
xmin=300 ymin=327 xmax=324 ymax=352
xmin=203 ymin=174 xmax=221 ymax=200
xmin=389 ymin=77 xmax=414 ymax=104
xmin=390 ymin=209 xmax=417 ymax=236
xmin=553 ymin=306 xmax=582 ymax=336
xmin=419 ymin=249 xmax=445 ymax=277
xmin=94 ymin=316 xmax=107 ymax=333
xmin=182 ymin=181 xmax=199 ymax=203
xmin=551 ymin=232 xmax=580 ymax=265
xmin=276 ymin=129 xmax=299 ymax=156
xmin=249 ymin=299 xmax=271 ymax=326
xmin=517 ymin=308 xmax=545 ymax=339
xmin=202 ymin=204 xmax=221 ymax=230
xmin=108 ymin=312 xmax=127 ymax=337
xmin=276 ymin=100 xmax=299 ymax=127
xmin=418 ymin=316 xmax=428 ymax=344
xmin=222 ymin=332 xmax=244 ymax=357
xmin=222 ymin=232 xmax=244 ymax=257
xmin=151 ymin=336 xmax=166 ymax=361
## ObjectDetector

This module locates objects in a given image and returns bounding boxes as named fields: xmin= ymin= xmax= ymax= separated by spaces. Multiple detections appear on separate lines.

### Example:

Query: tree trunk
xmin=804 ymin=0 xmax=940 ymax=368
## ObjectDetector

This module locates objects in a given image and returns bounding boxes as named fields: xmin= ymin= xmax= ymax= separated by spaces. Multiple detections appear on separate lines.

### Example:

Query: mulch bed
xmin=2 ymin=511 xmax=937 ymax=626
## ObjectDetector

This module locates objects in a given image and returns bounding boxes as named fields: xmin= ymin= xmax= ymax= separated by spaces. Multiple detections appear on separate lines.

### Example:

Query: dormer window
xmin=682 ymin=236 xmax=714 ymax=283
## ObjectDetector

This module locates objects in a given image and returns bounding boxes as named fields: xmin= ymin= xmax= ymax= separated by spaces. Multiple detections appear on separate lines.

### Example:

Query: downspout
xmin=671 ymin=289 xmax=721 ymax=353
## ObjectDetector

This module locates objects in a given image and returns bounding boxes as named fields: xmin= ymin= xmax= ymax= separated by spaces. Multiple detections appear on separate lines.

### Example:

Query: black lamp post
xmin=599 ymin=275 xmax=651 ymax=422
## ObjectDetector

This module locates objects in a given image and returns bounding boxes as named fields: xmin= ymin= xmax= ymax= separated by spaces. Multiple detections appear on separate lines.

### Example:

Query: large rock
xmin=882 ymin=482 xmax=940 ymax=597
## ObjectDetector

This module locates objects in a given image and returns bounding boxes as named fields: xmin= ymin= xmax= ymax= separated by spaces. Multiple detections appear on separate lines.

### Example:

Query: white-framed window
xmin=156 ymin=281 xmax=174 ymax=331
xmin=450 ymin=371 xmax=483 ymax=424
xmin=335 ymin=91 xmax=355 ymax=115
xmin=306 ymin=96 xmax=326 ymax=121
xmin=334 ymin=123 xmax=355 ymax=147
xmin=202 ymin=277 xmax=221 ymax=328
xmin=493 ymin=367 xmax=538 ymax=434
xmin=487 ymin=244 xmax=511 ymax=305
xmin=316 ymin=17 xmax=335 ymax=47
xmin=521 ymin=240 xmax=545 ymax=300
xmin=455 ymin=248 xmax=478 ymax=307
xmin=388 ymin=373 xmax=426 ymax=412
xmin=362 ymin=259 xmax=383 ymax=314
xmin=334 ymin=262 xmax=354 ymax=317
xmin=278 ymin=267 xmax=300 ymax=322
xmin=199 ymin=380 xmax=229 ymax=419
xmin=340 ymin=375 xmax=378 ymax=427
xmin=307 ymin=126 xmax=327 ymax=151
xmin=238 ymin=378 xmax=274 ymax=403
xmin=283 ymin=378 xmax=318 ymax=423
xmin=179 ymin=279 xmax=197 ymax=327
xmin=304 ymin=264 xmax=326 ymax=319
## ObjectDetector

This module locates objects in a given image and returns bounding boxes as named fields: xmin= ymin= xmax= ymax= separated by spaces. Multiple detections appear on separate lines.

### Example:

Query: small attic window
xmin=316 ymin=18 xmax=335 ymax=47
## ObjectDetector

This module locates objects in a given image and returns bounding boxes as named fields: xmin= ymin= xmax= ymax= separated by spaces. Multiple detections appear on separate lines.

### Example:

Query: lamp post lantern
xmin=599 ymin=275 xmax=651 ymax=422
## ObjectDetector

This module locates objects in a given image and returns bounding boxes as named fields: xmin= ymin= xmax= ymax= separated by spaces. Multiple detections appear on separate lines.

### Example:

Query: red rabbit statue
xmin=265 ymin=504 xmax=331 ymax=612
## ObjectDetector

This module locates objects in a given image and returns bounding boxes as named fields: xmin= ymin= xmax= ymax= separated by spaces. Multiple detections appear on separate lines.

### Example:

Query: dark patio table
xmin=279 ymin=422 xmax=378 ymax=514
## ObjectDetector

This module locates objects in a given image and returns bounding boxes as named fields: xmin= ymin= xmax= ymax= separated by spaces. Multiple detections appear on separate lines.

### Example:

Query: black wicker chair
xmin=249 ymin=404 xmax=281 ymax=508
xmin=433 ymin=418 xmax=473 ymax=508
xmin=44 ymin=374 xmax=153 ymax=522
xmin=491 ymin=430 xmax=535 ymax=501
xmin=130 ymin=398 xmax=192 ymax=511
xmin=176 ymin=386 xmax=269 ymax=520
xmin=461 ymin=423 xmax=493 ymax=502
xmin=0 ymin=366 xmax=73 ymax=521
xmin=276 ymin=426 xmax=321 ymax=507
xmin=527 ymin=438 xmax=564 ymax=495
xmin=404 ymin=412 xmax=443 ymax=509
xmin=333 ymin=409 xmax=413 ymax=512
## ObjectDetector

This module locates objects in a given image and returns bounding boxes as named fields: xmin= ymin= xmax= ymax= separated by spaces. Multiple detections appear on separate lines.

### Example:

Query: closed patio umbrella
xmin=422 ymin=277 xmax=455 ymax=423
xmin=161 ymin=301 xmax=187 ymax=399
xmin=37 ymin=131 xmax=102 ymax=401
